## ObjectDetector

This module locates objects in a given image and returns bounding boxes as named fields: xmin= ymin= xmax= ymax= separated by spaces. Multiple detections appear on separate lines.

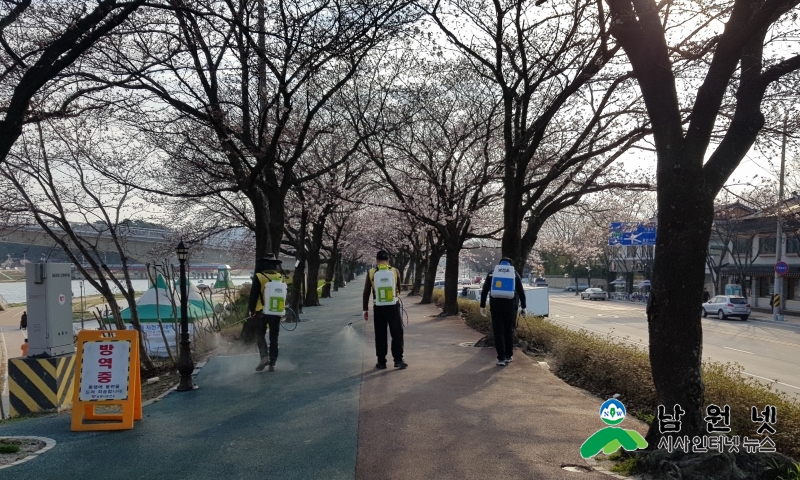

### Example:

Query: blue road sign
xmin=775 ymin=261 xmax=789 ymax=276
xmin=608 ymin=222 xmax=657 ymax=246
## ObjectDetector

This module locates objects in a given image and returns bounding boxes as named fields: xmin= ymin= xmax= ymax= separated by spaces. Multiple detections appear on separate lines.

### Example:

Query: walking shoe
xmin=376 ymin=362 xmax=387 ymax=369
xmin=505 ymin=356 xmax=513 ymax=363
xmin=496 ymin=359 xmax=508 ymax=366
xmin=394 ymin=360 xmax=408 ymax=369
xmin=268 ymin=365 xmax=276 ymax=372
xmin=256 ymin=357 xmax=270 ymax=372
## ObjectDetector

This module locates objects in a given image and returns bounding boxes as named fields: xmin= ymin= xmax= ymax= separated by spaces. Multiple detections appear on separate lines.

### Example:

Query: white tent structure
xmin=120 ymin=274 xmax=212 ymax=357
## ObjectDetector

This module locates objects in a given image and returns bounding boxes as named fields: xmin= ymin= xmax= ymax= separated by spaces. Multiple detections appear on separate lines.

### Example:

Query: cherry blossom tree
xmin=92 ymin=0 xmax=419 ymax=262
xmin=0 ymin=0 xmax=146 ymax=164
xmin=358 ymin=60 xmax=504 ymax=315
xmin=422 ymin=0 xmax=651 ymax=273
xmin=0 ymin=113 xmax=157 ymax=369
xmin=602 ymin=0 xmax=800 ymax=441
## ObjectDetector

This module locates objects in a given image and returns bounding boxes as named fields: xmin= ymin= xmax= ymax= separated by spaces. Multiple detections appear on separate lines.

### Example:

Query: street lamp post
xmin=176 ymin=240 xmax=196 ymax=391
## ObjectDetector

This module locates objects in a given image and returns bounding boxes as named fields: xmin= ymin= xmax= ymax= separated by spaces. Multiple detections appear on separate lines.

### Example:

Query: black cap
xmin=500 ymin=257 xmax=513 ymax=264
xmin=256 ymin=255 xmax=282 ymax=272
xmin=376 ymin=250 xmax=390 ymax=260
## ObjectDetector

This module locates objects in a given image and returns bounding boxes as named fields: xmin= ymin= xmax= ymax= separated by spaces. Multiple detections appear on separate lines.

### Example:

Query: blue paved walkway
xmin=0 ymin=289 xmax=366 ymax=480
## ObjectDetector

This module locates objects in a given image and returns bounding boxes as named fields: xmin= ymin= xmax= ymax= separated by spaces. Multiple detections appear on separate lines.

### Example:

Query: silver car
xmin=580 ymin=288 xmax=607 ymax=300
xmin=702 ymin=295 xmax=750 ymax=321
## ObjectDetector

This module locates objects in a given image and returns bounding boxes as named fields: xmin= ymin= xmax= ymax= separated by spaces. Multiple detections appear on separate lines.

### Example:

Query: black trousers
xmin=490 ymin=299 xmax=517 ymax=361
xmin=254 ymin=314 xmax=281 ymax=361
xmin=373 ymin=304 xmax=403 ymax=363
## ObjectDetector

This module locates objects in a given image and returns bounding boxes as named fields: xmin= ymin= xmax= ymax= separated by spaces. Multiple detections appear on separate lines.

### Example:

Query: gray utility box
xmin=25 ymin=263 xmax=75 ymax=357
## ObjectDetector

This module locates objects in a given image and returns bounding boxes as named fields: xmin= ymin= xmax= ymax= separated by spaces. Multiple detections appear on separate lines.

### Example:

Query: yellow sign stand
xmin=71 ymin=330 xmax=142 ymax=431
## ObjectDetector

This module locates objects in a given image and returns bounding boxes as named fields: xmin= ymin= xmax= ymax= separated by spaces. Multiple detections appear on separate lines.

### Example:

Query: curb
xmin=583 ymin=456 xmax=629 ymax=479
xmin=141 ymin=361 xmax=207 ymax=407
xmin=0 ymin=436 xmax=56 ymax=470
xmin=747 ymin=315 xmax=800 ymax=327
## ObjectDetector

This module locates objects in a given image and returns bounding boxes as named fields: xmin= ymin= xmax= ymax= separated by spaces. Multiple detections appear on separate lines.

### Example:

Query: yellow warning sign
xmin=71 ymin=329 xmax=142 ymax=431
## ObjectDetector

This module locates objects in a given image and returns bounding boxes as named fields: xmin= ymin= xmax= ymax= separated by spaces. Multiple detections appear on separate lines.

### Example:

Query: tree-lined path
xmin=1 ymin=281 xmax=641 ymax=479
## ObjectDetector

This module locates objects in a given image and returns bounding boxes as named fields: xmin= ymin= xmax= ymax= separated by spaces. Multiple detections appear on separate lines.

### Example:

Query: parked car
xmin=433 ymin=280 xmax=445 ymax=289
xmin=533 ymin=277 xmax=548 ymax=287
xmin=564 ymin=283 xmax=589 ymax=292
xmin=580 ymin=288 xmax=607 ymax=300
xmin=702 ymin=295 xmax=751 ymax=321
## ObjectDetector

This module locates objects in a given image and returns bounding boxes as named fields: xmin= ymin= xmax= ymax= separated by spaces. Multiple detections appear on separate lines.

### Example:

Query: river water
xmin=0 ymin=276 xmax=252 ymax=304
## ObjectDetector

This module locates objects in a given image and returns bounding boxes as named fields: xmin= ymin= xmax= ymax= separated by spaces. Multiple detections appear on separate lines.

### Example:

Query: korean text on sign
xmin=79 ymin=340 xmax=131 ymax=401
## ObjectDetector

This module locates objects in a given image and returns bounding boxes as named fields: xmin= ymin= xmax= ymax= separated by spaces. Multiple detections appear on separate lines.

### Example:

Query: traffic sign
xmin=775 ymin=261 xmax=789 ymax=276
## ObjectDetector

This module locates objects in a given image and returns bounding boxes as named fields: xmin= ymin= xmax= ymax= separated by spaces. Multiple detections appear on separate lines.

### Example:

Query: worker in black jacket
xmin=480 ymin=258 xmax=527 ymax=366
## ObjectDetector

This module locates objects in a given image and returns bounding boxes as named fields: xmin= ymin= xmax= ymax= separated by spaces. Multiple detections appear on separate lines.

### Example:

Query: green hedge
xmin=432 ymin=290 xmax=800 ymax=458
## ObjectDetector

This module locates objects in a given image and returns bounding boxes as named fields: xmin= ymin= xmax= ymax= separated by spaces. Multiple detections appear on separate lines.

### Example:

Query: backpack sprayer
xmin=399 ymin=298 xmax=409 ymax=327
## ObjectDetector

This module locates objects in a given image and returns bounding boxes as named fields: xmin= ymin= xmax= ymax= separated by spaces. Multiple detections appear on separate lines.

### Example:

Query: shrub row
xmin=431 ymin=290 xmax=800 ymax=458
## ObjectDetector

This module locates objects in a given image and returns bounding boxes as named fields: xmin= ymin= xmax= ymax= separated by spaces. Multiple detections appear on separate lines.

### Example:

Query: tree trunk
xmin=334 ymin=253 xmax=344 ymax=290
xmin=344 ymin=260 xmax=354 ymax=282
xmin=267 ymin=192 xmax=286 ymax=258
xmin=393 ymin=250 xmax=409 ymax=283
xmin=305 ymin=256 xmax=321 ymax=306
xmin=410 ymin=252 xmax=425 ymax=296
xmin=645 ymin=183 xmax=714 ymax=444
xmin=304 ymin=218 xmax=325 ymax=306
xmin=501 ymin=171 xmax=524 ymax=267
xmin=442 ymin=247 xmax=461 ymax=316
xmin=420 ymin=246 xmax=444 ymax=304
xmin=250 ymin=189 xmax=272 ymax=259
xmin=290 ymin=261 xmax=305 ymax=311
xmin=404 ymin=259 xmax=413 ymax=285
xmin=288 ymin=209 xmax=307 ymax=313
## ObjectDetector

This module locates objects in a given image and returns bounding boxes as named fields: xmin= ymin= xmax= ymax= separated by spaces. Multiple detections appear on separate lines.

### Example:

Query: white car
xmin=702 ymin=295 xmax=750 ymax=321
xmin=580 ymin=288 xmax=607 ymax=300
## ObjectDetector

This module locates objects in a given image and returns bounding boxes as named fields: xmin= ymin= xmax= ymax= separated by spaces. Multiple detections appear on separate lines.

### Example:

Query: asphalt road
xmin=547 ymin=290 xmax=800 ymax=399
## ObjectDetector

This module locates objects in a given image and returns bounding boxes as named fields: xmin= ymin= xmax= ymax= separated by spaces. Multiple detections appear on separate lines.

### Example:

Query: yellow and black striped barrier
xmin=9 ymin=354 xmax=76 ymax=417
xmin=773 ymin=294 xmax=781 ymax=307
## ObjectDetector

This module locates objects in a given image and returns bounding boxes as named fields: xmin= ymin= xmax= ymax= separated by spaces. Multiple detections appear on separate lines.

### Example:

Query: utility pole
xmin=774 ymin=115 xmax=787 ymax=321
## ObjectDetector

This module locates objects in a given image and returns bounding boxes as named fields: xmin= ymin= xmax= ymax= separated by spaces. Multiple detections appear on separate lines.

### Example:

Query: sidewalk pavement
xmin=1 ymin=279 xmax=637 ymax=479
xmin=748 ymin=309 xmax=800 ymax=326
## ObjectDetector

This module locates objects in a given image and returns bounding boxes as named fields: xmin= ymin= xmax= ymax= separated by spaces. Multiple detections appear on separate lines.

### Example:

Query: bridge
xmin=0 ymin=224 xmax=253 ymax=269
xmin=71 ymin=263 xmax=247 ymax=280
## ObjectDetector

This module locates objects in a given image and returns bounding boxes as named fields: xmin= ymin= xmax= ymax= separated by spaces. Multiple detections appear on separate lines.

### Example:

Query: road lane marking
xmin=723 ymin=347 xmax=754 ymax=355
xmin=742 ymin=372 xmax=800 ymax=392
